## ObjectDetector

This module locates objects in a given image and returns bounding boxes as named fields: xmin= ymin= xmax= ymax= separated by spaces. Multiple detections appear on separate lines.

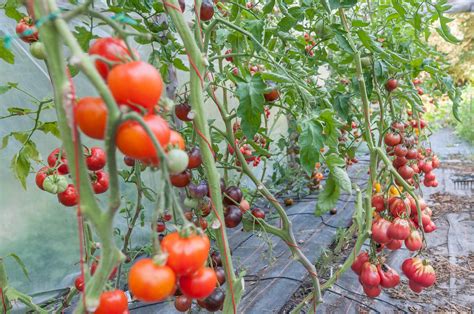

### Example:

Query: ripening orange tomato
xmin=75 ymin=97 xmax=107 ymax=139
xmin=167 ymin=130 xmax=185 ymax=150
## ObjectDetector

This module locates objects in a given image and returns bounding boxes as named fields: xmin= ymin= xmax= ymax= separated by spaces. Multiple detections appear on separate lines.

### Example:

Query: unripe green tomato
xmin=184 ymin=197 xmax=199 ymax=208
xmin=167 ymin=149 xmax=189 ymax=175
xmin=361 ymin=56 xmax=372 ymax=67
xmin=43 ymin=174 xmax=68 ymax=194
xmin=30 ymin=42 xmax=47 ymax=60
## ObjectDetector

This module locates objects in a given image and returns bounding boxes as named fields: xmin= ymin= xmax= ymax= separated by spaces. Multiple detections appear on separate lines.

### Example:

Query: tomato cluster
xmin=127 ymin=232 xmax=225 ymax=312
xmin=35 ymin=146 xmax=109 ymax=206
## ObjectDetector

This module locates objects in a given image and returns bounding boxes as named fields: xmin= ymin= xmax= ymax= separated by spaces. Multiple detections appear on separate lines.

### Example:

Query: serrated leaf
xmin=243 ymin=19 xmax=264 ymax=49
xmin=4 ymin=0 xmax=23 ymax=21
xmin=173 ymin=58 xmax=189 ymax=71
xmin=325 ymin=153 xmax=345 ymax=168
xmin=73 ymin=26 xmax=95 ymax=51
xmin=332 ymin=167 xmax=352 ymax=193
xmin=236 ymin=75 xmax=266 ymax=138
xmin=7 ymin=253 xmax=30 ymax=280
xmin=278 ymin=16 xmax=298 ymax=33
xmin=334 ymin=93 xmax=350 ymax=120
xmin=11 ymin=152 xmax=30 ymax=189
xmin=298 ymin=120 xmax=323 ymax=175
xmin=260 ymin=71 xmax=292 ymax=83
xmin=334 ymin=33 xmax=354 ymax=53
xmin=263 ymin=0 xmax=275 ymax=14
xmin=315 ymin=175 xmax=340 ymax=216
xmin=38 ymin=121 xmax=60 ymax=137
xmin=318 ymin=109 xmax=342 ymax=147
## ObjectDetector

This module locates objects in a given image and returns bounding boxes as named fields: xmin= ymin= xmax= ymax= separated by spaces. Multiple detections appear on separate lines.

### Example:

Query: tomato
xmin=43 ymin=174 xmax=68 ymax=194
xmin=424 ymin=171 xmax=436 ymax=181
xmin=393 ymin=144 xmax=407 ymax=157
xmin=57 ymin=184 xmax=78 ymax=207
xmin=371 ymin=218 xmax=391 ymax=244
xmin=264 ymin=82 xmax=280 ymax=102
xmin=85 ymin=147 xmax=107 ymax=171
xmin=178 ymin=0 xmax=186 ymax=11
xmin=167 ymin=149 xmax=189 ymax=175
xmin=251 ymin=208 xmax=266 ymax=219
xmin=16 ymin=16 xmax=38 ymax=43
xmin=360 ymin=262 xmax=381 ymax=287
xmin=75 ymin=97 xmax=108 ymax=140
xmin=123 ymin=156 xmax=136 ymax=167
xmin=90 ymin=258 xmax=118 ymax=279
xmin=223 ymin=186 xmax=243 ymax=205
xmin=402 ymin=257 xmax=436 ymax=287
xmin=377 ymin=264 xmax=400 ymax=288
xmin=36 ymin=166 xmax=54 ymax=190
xmin=179 ymin=267 xmax=217 ymax=299
xmin=196 ymin=217 xmax=208 ymax=230
xmin=385 ymin=78 xmax=398 ymax=92
xmin=167 ymin=130 xmax=186 ymax=150
xmin=389 ymin=197 xmax=411 ymax=217
xmin=224 ymin=49 xmax=233 ymax=62
xmin=384 ymin=132 xmax=401 ymax=147
xmin=351 ymin=251 xmax=369 ymax=275
xmin=170 ymin=170 xmax=192 ymax=187
xmin=29 ymin=42 xmax=46 ymax=60
xmin=200 ymin=0 xmax=215 ymax=21
xmin=94 ymin=290 xmax=128 ymax=314
xmin=392 ymin=156 xmax=407 ymax=168
xmin=406 ymin=148 xmax=418 ymax=159
xmin=88 ymin=37 xmax=132 ymax=80
xmin=175 ymin=103 xmax=193 ymax=121
xmin=215 ymin=267 xmax=226 ymax=285
xmin=116 ymin=114 xmax=171 ymax=160
xmin=156 ymin=221 xmax=166 ymax=233
xmin=391 ymin=121 xmax=405 ymax=132
xmin=161 ymin=232 xmax=210 ymax=276
xmin=421 ymin=161 xmax=433 ymax=173
xmin=128 ymin=258 xmax=176 ymax=302
xmin=387 ymin=217 xmax=411 ymax=240
xmin=424 ymin=221 xmax=437 ymax=233
xmin=362 ymin=284 xmax=381 ymax=298
xmin=211 ymin=251 xmax=222 ymax=267
xmin=202 ymin=288 xmax=225 ymax=312
xmin=432 ymin=156 xmax=440 ymax=168
xmin=405 ymin=229 xmax=422 ymax=251
xmin=371 ymin=194 xmax=385 ymax=212
xmin=187 ymin=147 xmax=202 ymax=169
xmin=239 ymin=199 xmax=250 ymax=213
xmin=386 ymin=239 xmax=403 ymax=250
xmin=74 ymin=275 xmax=84 ymax=292
xmin=224 ymin=205 xmax=243 ymax=228
xmin=48 ymin=148 xmax=69 ymax=175
xmin=408 ymin=279 xmax=424 ymax=293
xmin=174 ymin=295 xmax=192 ymax=312
xmin=417 ymin=87 xmax=424 ymax=95
xmin=108 ymin=61 xmax=163 ymax=112
xmin=189 ymin=182 xmax=209 ymax=198
xmin=91 ymin=170 xmax=109 ymax=194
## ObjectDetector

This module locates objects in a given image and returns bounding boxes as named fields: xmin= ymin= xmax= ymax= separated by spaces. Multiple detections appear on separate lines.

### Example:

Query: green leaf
xmin=243 ymin=19 xmax=264 ymax=48
xmin=260 ymin=71 xmax=292 ymax=83
xmin=334 ymin=33 xmax=354 ymax=53
xmin=374 ymin=59 xmax=387 ymax=81
xmin=0 ymin=84 xmax=13 ymax=95
xmin=4 ymin=0 xmax=23 ymax=21
xmin=73 ymin=26 xmax=95 ymax=51
xmin=318 ymin=109 xmax=342 ymax=147
xmin=329 ymin=0 xmax=357 ymax=10
xmin=0 ymin=40 xmax=15 ymax=64
xmin=1 ymin=135 xmax=9 ymax=149
xmin=277 ymin=16 xmax=297 ymax=33
xmin=299 ymin=120 xmax=323 ymax=175
xmin=38 ymin=121 xmax=60 ymax=137
xmin=173 ymin=58 xmax=189 ymax=71
xmin=315 ymin=175 xmax=340 ymax=216
xmin=332 ymin=167 xmax=352 ymax=193
xmin=351 ymin=20 xmax=369 ymax=27
xmin=263 ymin=0 xmax=275 ymax=14
xmin=391 ymin=0 xmax=406 ymax=18
xmin=334 ymin=93 xmax=351 ymax=120
xmin=236 ymin=75 xmax=266 ymax=138
xmin=325 ymin=153 xmax=345 ymax=168
xmin=11 ymin=152 xmax=30 ymax=189
xmin=7 ymin=253 xmax=30 ymax=280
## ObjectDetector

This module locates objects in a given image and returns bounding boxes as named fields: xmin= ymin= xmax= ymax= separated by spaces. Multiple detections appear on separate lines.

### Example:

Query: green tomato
xmin=43 ymin=174 xmax=68 ymax=194
xmin=29 ymin=42 xmax=47 ymax=60
xmin=167 ymin=149 xmax=189 ymax=175
xmin=184 ymin=197 xmax=199 ymax=208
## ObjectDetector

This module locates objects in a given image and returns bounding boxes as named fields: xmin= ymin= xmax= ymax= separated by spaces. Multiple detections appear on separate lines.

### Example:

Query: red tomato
xmin=408 ymin=279 xmax=424 ymax=293
xmin=385 ymin=78 xmax=398 ymax=92
xmin=85 ymin=147 xmax=107 ymax=171
xmin=397 ymin=165 xmax=414 ymax=180
xmin=224 ymin=205 xmax=242 ymax=228
xmin=75 ymin=97 xmax=108 ymax=140
xmin=264 ymin=82 xmax=280 ymax=102
xmin=94 ymin=290 xmax=128 ymax=314
xmin=386 ymin=239 xmax=403 ymax=250
xmin=128 ymin=258 xmax=176 ymax=302
xmin=387 ymin=218 xmax=411 ymax=240
xmin=200 ymin=0 xmax=215 ymax=21
xmin=16 ymin=16 xmax=38 ymax=43
xmin=371 ymin=218 xmax=391 ymax=244
xmin=174 ymin=295 xmax=192 ymax=312
xmin=406 ymin=148 xmax=418 ymax=159
xmin=424 ymin=221 xmax=437 ymax=233
xmin=402 ymin=257 xmax=436 ymax=287
xmin=377 ymin=264 xmax=400 ymax=288
xmin=239 ymin=199 xmax=250 ymax=213
xmin=170 ymin=170 xmax=192 ymax=187
xmin=57 ymin=184 xmax=78 ymax=207
xmin=179 ymin=267 xmax=217 ymax=299
xmin=389 ymin=197 xmax=411 ymax=217
xmin=251 ymin=208 xmax=266 ymax=219
xmin=371 ymin=194 xmax=385 ymax=212
xmin=74 ymin=275 xmax=84 ymax=292
xmin=175 ymin=103 xmax=193 ymax=121
xmin=187 ymin=147 xmax=202 ymax=169
xmin=36 ymin=166 xmax=54 ymax=190
xmin=167 ymin=130 xmax=186 ymax=150
xmin=351 ymin=251 xmax=369 ymax=275
xmin=91 ymin=170 xmax=109 ymax=194
xmin=224 ymin=49 xmax=233 ymax=62
xmin=48 ymin=148 xmax=69 ymax=175
xmin=360 ymin=262 xmax=381 ymax=287
xmin=116 ymin=114 xmax=171 ymax=160
xmin=384 ymin=132 xmax=401 ymax=147
xmin=405 ymin=230 xmax=423 ymax=251
xmin=88 ymin=37 xmax=132 ymax=79
xmin=108 ymin=61 xmax=163 ymax=112
xmin=161 ymin=232 xmax=210 ymax=276
xmin=362 ymin=284 xmax=381 ymax=298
